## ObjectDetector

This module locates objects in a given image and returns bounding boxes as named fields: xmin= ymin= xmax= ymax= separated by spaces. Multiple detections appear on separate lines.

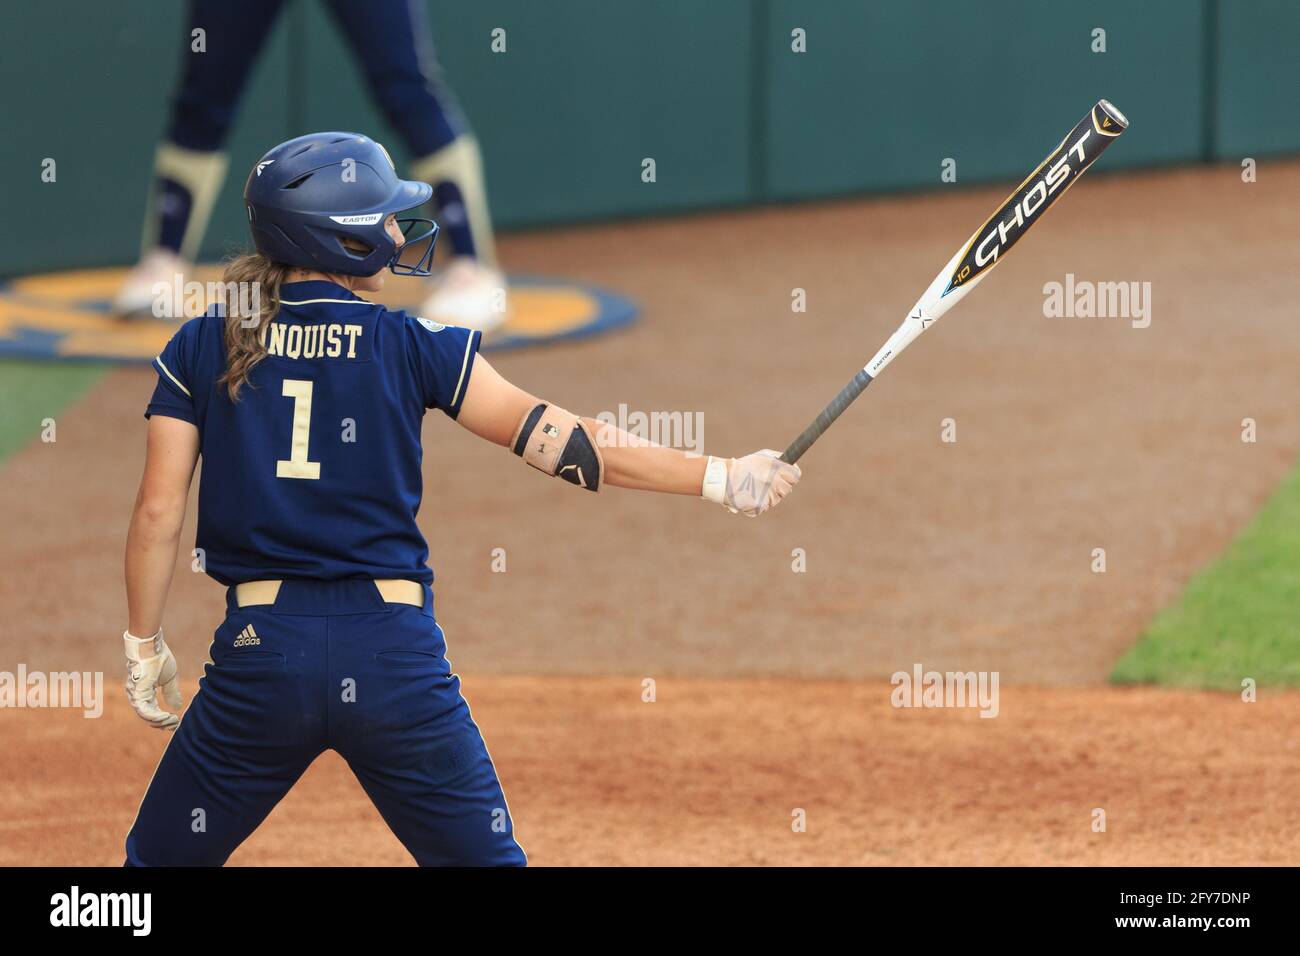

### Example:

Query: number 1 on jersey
xmin=277 ymin=379 xmax=322 ymax=480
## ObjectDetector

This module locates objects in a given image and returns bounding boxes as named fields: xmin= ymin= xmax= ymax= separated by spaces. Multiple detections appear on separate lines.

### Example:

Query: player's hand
xmin=702 ymin=449 xmax=802 ymax=517
xmin=123 ymin=630 xmax=183 ymax=731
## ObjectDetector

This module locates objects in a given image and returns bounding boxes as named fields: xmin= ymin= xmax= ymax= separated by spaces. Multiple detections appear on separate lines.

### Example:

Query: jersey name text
xmin=261 ymin=322 xmax=364 ymax=360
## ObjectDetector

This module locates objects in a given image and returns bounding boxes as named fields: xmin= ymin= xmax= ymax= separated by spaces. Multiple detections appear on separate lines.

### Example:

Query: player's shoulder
xmin=185 ymin=308 xmax=230 ymax=357
xmin=158 ymin=308 xmax=223 ymax=357
xmin=385 ymin=305 xmax=453 ymax=337
xmin=152 ymin=308 xmax=226 ymax=399
xmin=388 ymin=307 xmax=473 ymax=357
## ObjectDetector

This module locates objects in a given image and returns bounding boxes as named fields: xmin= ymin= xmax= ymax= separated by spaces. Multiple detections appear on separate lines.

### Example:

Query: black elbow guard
xmin=511 ymin=403 xmax=603 ymax=491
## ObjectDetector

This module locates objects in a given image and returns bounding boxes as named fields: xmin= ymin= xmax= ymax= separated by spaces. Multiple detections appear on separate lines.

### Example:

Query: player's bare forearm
xmin=582 ymin=418 xmax=706 ymax=494
xmin=124 ymin=416 xmax=199 ymax=642
xmin=125 ymin=494 xmax=185 ymax=638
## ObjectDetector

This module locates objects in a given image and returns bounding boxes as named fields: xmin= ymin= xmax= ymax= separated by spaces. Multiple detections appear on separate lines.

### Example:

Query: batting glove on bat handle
xmin=702 ymin=450 xmax=802 ymax=517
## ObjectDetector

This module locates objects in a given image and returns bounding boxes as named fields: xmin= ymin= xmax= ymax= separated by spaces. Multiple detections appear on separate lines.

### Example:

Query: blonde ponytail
xmin=216 ymin=252 xmax=290 ymax=401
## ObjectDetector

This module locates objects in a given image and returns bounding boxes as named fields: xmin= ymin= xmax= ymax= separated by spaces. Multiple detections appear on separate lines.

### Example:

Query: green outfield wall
xmin=0 ymin=0 xmax=1293 ymax=276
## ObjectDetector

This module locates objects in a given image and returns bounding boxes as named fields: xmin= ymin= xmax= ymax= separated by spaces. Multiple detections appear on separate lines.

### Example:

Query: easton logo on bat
xmin=942 ymin=104 xmax=1118 ymax=297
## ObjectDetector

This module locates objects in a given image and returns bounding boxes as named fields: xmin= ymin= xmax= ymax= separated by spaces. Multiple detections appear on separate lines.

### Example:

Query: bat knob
xmin=1096 ymin=99 xmax=1129 ymax=131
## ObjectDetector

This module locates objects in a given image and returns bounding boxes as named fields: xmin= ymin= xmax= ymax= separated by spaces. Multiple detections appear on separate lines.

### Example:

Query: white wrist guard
xmin=123 ymin=629 xmax=164 ymax=660
xmin=701 ymin=455 xmax=729 ymax=505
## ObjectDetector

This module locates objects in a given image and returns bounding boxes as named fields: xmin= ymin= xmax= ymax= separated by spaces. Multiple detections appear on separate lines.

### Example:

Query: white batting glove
xmin=701 ymin=449 xmax=802 ymax=517
xmin=124 ymin=630 xmax=183 ymax=731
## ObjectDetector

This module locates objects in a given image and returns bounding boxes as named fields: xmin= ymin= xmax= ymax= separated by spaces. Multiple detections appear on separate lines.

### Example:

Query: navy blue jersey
xmin=145 ymin=280 xmax=481 ymax=586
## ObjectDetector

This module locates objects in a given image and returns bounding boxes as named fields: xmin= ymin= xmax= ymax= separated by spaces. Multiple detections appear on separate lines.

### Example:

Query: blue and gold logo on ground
xmin=0 ymin=266 xmax=638 ymax=363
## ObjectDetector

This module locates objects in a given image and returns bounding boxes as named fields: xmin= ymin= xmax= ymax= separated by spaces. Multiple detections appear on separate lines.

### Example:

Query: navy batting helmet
xmin=243 ymin=132 xmax=438 ymax=277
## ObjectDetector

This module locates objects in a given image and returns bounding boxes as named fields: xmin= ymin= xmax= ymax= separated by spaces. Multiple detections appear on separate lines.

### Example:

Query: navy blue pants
xmin=155 ymin=0 xmax=470 ymax=254
xmin=170 ymin=0 xmax=465 ymax=155
xmin=125 ymin=580 xmax=525 ymax=866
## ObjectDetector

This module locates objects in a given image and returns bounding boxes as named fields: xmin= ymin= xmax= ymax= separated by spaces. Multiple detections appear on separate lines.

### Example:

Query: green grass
xmin=1112 ymin=459 xmax=1300 ymax=690
xmin=0 ymin=359 xmax=109 ymax=465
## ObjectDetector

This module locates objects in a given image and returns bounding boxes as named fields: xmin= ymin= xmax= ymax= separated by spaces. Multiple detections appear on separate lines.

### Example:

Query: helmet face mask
xmin=391 ymin=217 xmax=439 ymax=276
xmin=244 ymin=132 xmax=439 ymax=278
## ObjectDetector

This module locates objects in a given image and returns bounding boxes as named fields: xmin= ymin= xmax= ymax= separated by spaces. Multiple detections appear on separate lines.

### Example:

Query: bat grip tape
xmin=780 ymin=368 xmax=873 ymax=464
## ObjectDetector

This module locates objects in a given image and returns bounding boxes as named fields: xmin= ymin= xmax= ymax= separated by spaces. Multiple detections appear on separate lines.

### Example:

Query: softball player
xmin=122 ymin=132 xmax=801 ymax=866
xmin=115 ymin=0 xmax=503 ymax=330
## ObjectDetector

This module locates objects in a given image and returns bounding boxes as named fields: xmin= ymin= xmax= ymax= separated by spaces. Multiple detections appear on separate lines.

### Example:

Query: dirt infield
xmin=2 ymin=161 xmax=1299 ymax=864
xmin=3 ymin=678 xmax=1297 ymax=866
